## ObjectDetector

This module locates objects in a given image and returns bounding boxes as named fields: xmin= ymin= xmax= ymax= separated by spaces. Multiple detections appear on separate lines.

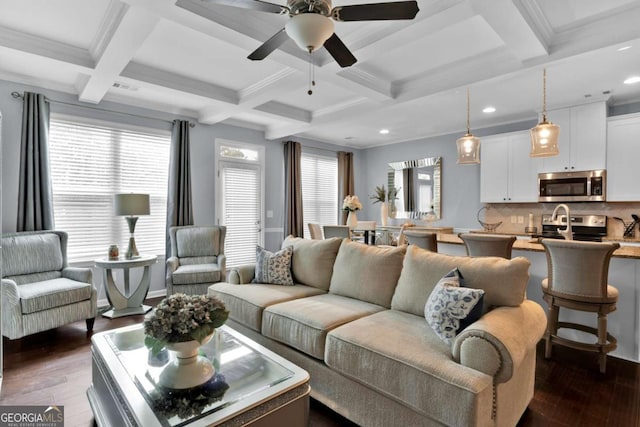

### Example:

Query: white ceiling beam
xmin=473 ymin=0 xmax=550 ymax=62
xmin=0 ymin=25 xmax=94 ymax=69
xmin=78 ymin=3 xmax=160 ymax=103
xmin=121 ymin=62 xmax=239 ymax=104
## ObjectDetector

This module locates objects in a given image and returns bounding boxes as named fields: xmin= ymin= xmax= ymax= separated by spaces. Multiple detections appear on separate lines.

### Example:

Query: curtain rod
xmin=11 ymin=91 xmax=195 ymax=127
xmin=283 ymin=140 xmax=350 ymax=155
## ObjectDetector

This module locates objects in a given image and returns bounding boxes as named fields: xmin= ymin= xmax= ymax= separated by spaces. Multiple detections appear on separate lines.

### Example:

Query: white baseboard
xmin=97 ymin=288 xmax=168 ymax=310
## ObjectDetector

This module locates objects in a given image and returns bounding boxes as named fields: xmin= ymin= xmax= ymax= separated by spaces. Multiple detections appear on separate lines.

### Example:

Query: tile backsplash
xmin=482 ymin=202 xmax=640 ymax=238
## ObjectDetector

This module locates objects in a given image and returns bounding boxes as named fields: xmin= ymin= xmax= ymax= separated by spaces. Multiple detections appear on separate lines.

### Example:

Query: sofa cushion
xmin=282 ymin=236 xmax=342 ymax=291
xmin=325 ymin=310 xmax=493 ymax=426
xmin=262 ymin=294 xmax=385 ymax=360
xmin=392 ymin=245 xmax=530 ymax=315
xmin=172 ymin=264 xmax=222 ymax=285
xmin=176 ymin=227 xmax=220 ymax=257
xmin=208 ymin=282 xmax=325 ymax=331
xmin=18 ymin=278 xmax=94 ymax=314
xmin=329 ymin=240 xmax=406 ymax=308
xmin=425 ymin=269 xmax=485 ymax=344
xmin=1 ymin=233 xmax=64 ymax=277
xmin=254 ymin=246 xmax=294 ymax=286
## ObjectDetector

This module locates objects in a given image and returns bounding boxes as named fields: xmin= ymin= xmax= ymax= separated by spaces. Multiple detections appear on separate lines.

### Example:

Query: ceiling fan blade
xmin=323 ymin=33 xmax=357 ymax=67
xmin=332 ymin=1 xmax=419 ymax=21
xmin=201 ymin=0 xmax=287 ymax=14
xmin=248 ymin=28 xmax=289 ymax=60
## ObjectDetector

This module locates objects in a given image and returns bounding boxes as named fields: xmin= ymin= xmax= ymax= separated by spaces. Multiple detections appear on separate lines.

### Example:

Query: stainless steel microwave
xmin=538 ymin=170 xmax=606 ymax=202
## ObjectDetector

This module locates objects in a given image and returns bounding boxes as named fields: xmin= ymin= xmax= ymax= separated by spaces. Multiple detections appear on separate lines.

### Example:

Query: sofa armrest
xmin=217 ymin=254 xmax=227 ymax=281
xmin=452 ymin=300 xmax=547 ymax=384
xmin=62 ymin=267 xmax=92 ymax=284
xmin=227 ymin=264 xmax=256 ymax=284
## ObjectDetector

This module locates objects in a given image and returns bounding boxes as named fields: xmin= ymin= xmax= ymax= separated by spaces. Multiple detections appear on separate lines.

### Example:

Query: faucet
xmin=551 ymin=204 xmax=573 ymax=240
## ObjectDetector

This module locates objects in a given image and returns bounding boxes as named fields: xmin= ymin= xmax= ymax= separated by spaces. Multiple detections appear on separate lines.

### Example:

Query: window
xmin=49 ymin=116 xmax=170 ymax=262
xmin=216 ymin=140 xmax=265 ymax=268
xmin=301 ymin=152 xmax=338 ymax=238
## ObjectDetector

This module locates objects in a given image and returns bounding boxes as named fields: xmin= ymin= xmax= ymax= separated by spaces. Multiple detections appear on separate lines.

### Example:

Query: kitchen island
xmin=436 ymin=233 xmax=640 ymax=363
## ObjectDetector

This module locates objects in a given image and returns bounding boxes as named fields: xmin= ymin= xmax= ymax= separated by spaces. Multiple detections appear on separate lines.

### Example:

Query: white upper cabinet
xmin=541 ymin=102 xmax=607 ymax=172
xmin=481 ymin=131 xmax=542 ymax=203
xmin=607 ymin=113 xmax=640 ymax=201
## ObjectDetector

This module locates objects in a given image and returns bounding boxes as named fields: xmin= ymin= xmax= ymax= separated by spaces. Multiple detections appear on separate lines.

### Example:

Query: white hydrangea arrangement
xmin=342 ymin=195 xmax=363 ymax=212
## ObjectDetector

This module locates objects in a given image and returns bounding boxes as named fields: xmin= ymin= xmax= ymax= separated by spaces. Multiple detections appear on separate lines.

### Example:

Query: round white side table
xmin=95 ymin=254 xmax=158 ymax=318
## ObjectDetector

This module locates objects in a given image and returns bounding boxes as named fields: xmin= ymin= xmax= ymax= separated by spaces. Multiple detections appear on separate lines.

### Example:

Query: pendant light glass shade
xmin=530 ymin=68 xmax=560 ymax=157
xmin=457 ymin=88 xmax=480 ymax=164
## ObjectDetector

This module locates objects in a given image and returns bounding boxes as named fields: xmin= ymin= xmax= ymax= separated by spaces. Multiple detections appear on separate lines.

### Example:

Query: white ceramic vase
xmin=347 ymin=211 xmax=358 ymax=229
xmin=380 ymin=203 xmax=388 ymax=226
xmin=158 ymin=333 xmax=215 ymax=389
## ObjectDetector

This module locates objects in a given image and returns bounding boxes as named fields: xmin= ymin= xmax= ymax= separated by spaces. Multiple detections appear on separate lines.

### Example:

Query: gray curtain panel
xmin=338 ymin=151 xmax=354 ymax=225
xmin=17 ymin=92 xmax=54 ymax=232
xmin=284 ymin=140 xmax=303 ymax=238
xmin=166 ymin=120 xmax=194 ymax=257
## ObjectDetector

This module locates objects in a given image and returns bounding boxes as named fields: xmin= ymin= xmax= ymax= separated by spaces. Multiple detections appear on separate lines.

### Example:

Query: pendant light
xmin=456 ymin=88 xmax=481 ymax=164
xmin=530 ymin=68 xmax=560 ymax=157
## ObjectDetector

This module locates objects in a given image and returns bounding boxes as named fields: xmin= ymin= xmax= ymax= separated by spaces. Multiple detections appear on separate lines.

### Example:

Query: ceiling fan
xmin=201 ymin=0 xmax=420 ymax=67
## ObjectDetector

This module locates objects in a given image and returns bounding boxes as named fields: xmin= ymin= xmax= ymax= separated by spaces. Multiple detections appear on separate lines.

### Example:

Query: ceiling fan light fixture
xmin=285 ymin=13 xmax=335 ymax=52
xmin=457 ymin=88 xmax=480 ymax=164
xmin=530 ymin=68 xmax=560 ymax=157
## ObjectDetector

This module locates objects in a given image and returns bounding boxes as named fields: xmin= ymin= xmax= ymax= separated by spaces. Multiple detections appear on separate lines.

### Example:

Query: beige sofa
xmin=209 ymin=237 xmax=546 ymax=427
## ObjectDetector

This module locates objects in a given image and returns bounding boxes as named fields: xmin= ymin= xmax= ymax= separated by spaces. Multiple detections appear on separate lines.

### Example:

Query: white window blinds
xmin=301 ymin=152 xmax=338 ymax=238
xmin=49 ymin=117 xmax=170 ymax=262
xmin=220 ymin=163 xmax=261 ymax=267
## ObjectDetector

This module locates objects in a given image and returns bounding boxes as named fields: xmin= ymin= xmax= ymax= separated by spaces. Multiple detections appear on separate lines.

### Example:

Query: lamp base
xmin=125 ymin=236 xmax=139 ymax=259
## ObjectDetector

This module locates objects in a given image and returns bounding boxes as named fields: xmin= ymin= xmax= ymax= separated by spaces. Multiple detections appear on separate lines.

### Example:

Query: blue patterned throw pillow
xmin=424 ymin=268 xmax=485 ymax=344
xmin=253 ymin=245 xmax=294 ymax=286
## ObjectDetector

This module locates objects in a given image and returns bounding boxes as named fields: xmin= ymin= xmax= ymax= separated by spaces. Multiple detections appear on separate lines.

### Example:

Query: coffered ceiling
xmin=1 ymin=0 xmax=640 ymax=147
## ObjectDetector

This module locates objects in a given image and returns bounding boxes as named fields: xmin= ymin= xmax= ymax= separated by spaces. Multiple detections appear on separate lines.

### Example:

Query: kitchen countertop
xmin=437 ymin=232 xmax=640 ymax=259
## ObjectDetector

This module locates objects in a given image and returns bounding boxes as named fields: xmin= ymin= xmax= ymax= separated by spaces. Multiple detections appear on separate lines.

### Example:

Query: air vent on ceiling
xmin=112 ymin=82 xmax=139 ymax=91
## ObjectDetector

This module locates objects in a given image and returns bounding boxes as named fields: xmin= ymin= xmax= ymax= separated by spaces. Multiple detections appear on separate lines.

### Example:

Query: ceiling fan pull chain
xmin=308 ymin=50 xmax=316 ymax=95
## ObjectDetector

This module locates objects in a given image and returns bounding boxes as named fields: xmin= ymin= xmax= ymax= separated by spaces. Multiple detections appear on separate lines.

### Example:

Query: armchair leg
xmin=86 ymin=318 xmax=95 ymax=332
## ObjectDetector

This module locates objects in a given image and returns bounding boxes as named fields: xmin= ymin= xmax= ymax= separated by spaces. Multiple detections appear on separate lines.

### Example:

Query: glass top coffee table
xmin=87 ymin=324 xmax=310 ymax=426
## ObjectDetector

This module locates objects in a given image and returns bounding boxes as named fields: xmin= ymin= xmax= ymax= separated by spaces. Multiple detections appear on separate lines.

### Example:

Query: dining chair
xmin=354 ymin=221 xmax=376 ymax=245
xmin=322 ymin=225 xmax=351 ymax=239
xmin=540 ymin=239 xmax=620 ymax=373
xmin=403 ymin=230 xmax=438 ymax=252
xmin=308 ymin=222 xmax=323 ymax=240
xmin=458 ymin=233 xmax=516 ymax=259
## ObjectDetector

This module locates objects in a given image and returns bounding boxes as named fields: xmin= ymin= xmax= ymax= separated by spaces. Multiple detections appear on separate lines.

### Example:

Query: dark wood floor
xmin=1 ymin=298 xmax=638 ymax=427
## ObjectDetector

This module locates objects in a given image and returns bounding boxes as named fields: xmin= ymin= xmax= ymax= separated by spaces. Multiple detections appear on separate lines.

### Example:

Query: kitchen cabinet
xmin=541 ymin=102 xmax=607 ymax=172
xmin=480 ymin=131 xmax=542 ymax=203
xmin=606 ymin=113 xmax=640 ymax=201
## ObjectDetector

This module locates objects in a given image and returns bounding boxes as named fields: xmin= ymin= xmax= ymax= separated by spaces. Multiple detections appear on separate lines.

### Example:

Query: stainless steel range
xmin=540 ymin=214 xmax=607 ymax=242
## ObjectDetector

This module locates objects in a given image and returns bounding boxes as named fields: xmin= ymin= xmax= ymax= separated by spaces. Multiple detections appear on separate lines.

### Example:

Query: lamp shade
xmin=114 ymin=193 xmax=150 ymax=216
xmin=285 ymin=13 xmax=335 ymax=52
xmin=456 ymin=134 xmax=481 ymax=164
xmin=530 ymin=120 xmax=560 ymax=157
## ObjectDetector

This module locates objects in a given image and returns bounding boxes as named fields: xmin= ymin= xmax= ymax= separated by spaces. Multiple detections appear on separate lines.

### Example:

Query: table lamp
xmin=114 ymin=193 xmax=150 ymax=259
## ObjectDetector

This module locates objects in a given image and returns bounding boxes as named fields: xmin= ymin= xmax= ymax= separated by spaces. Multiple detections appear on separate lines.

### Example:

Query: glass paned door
xmin=219 ymin=161 xmax=262 ymax=267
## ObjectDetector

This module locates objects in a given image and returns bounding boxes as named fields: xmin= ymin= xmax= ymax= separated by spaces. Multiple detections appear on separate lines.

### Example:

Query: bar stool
xmin=403 ymin=230 xmax=438 ymax=252
xmin=458 ymin=233 xmax=516 ymax=259
xmin=541 ymin=239 xmax=620 ymax=373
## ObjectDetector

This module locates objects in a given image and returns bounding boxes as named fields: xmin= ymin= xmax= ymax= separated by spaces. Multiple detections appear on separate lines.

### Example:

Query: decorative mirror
xmin=387 ymin=157 xmax=441 ymax=221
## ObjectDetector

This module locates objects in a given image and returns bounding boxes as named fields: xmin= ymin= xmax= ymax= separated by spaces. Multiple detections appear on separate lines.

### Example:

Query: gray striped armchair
xmin=1 ymin=230 xmax=97 ymax=339
xmin=166 ymin=225 xmax=227 ymax=295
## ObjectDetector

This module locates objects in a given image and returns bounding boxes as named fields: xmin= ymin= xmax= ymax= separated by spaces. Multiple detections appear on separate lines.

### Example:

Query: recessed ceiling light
xmin=482 ymin=106 xmax=496 ymax=113
xmin=624 ymin=76 xmax=640 ymax=85
xmin=379 ymin=129 xmax=390 ymax=135
xmin=617 ymin=46 xmax=632 ymax=51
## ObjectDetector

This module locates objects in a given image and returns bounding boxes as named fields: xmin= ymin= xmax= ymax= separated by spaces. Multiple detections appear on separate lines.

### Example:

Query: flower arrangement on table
xmin=144 ymin=293 xmax=229 ymax=356
xmin=342 ymin=195 xmax=363 ymax=212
